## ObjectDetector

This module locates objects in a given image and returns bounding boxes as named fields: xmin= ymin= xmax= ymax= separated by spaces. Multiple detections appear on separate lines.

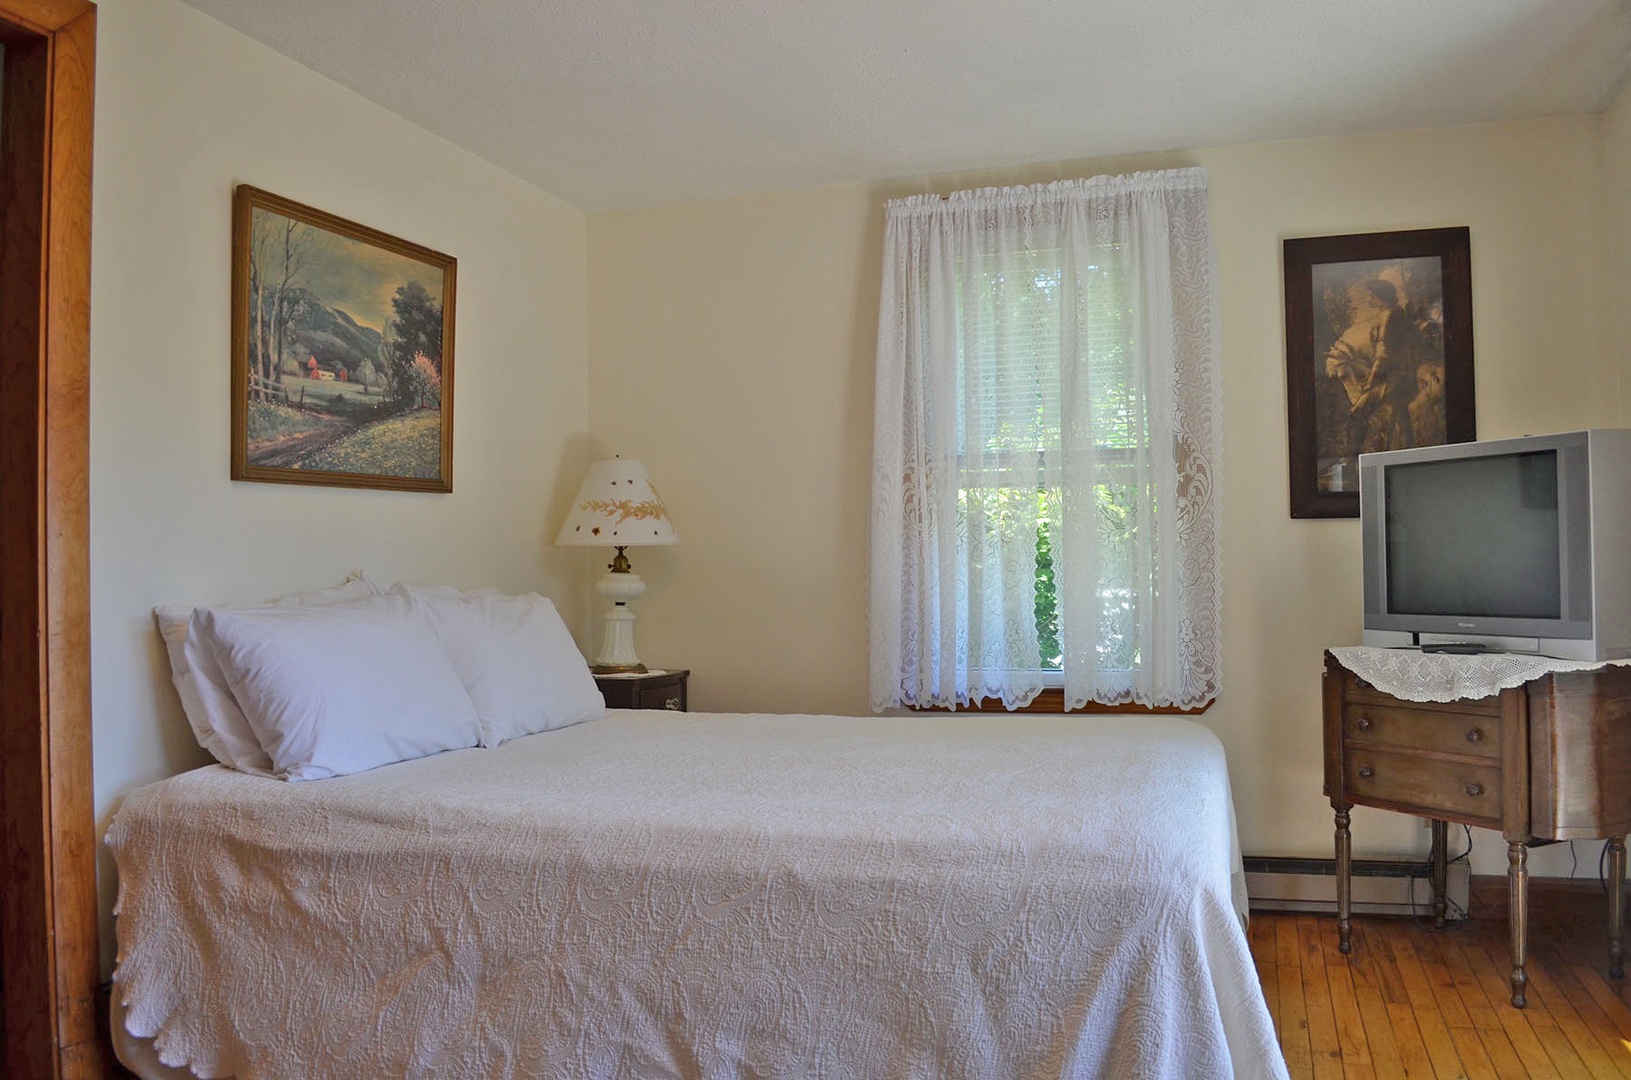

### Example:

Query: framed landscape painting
xmin=1283 ymin=226 xmax=1474 ymax=519
xmin=231 ymin=185 xmax=456 ymax=492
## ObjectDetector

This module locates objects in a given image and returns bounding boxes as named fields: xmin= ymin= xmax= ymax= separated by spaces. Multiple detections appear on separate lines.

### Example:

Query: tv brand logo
xmin=1457 ymin=622 xmax=1476 ymax=628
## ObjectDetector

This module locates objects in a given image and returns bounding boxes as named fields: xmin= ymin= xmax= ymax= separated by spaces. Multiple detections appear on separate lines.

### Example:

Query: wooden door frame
xmin=0 ymin=0 xmax=100 ymax=1077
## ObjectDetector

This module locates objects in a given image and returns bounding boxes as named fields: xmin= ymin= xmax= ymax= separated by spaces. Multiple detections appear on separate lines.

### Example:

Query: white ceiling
xmin=179 ymin=0 xmax=1631 ymax=213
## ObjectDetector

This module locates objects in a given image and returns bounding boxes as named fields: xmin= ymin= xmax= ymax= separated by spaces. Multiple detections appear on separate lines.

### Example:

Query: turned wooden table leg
xmin=1609 ymin=836 xmax=1626 ymax=979
xmin=1508 ymin=840 xmax=1528 ymax=1007
xmin=1431 ymin=818 xmax=1448 ymax=929
xmin=1336 ymin=807 xmax=1352 ymax=953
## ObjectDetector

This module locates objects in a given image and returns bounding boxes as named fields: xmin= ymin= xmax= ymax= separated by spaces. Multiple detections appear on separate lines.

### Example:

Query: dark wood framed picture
xmin=231 ymin=185 xmax=456 ymax=492
xmin=1283 ymin=227 xmax=1474 ymax=518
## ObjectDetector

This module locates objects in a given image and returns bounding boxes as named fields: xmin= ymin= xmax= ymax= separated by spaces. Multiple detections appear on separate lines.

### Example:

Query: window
xmin=957 ymin=251 xmax=1143 ymax=682
xmin=870 ymin=170 xmax=1221 ymax=712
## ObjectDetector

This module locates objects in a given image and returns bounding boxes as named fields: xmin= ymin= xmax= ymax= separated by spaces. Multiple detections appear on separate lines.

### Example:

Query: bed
xmin=108 ymin=708 xmax=1286 ymax=1079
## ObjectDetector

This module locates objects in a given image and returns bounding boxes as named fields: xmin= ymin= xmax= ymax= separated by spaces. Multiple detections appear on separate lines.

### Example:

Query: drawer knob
xmin=664 ymin=696 xmax=682 ymax=710
xmin=1358 ymin=766 xmax=1374 ymax=780
xmin=1355 ymin=716 xmax=1372 ymax=731
xmin=1465 ymin=728 xmax=1483 ymax=744
xmin=1465 ymin=782 xmax=1484 ymax=797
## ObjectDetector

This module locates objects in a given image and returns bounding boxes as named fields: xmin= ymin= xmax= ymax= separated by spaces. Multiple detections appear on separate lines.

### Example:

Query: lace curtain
xmin=869 ymin=168 xmax=1222 ymax=711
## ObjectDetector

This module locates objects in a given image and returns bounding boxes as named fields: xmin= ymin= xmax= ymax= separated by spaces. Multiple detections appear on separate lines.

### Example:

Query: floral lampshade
xmin=555 ymin=459 xmax=680 ymax=548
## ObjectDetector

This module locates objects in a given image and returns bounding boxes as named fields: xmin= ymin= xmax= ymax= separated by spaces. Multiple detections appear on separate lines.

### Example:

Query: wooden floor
xmin=1249 ymin=878 xmax=1631 ymax=1079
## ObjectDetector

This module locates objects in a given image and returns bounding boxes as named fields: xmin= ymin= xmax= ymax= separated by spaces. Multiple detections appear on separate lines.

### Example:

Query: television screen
xmin=1385 ymin=450 xmax=1561 ymax=619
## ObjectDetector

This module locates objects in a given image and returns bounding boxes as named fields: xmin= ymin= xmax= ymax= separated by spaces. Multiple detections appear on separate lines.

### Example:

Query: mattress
xmin=107 ymin=710 xmax=1287 ymax=1079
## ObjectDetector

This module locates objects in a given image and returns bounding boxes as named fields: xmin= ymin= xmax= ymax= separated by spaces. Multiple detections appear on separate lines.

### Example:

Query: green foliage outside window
xmin=956 ymin=247 xmax=1144 ymax=674
xmin=1035 ymin=507 xmax=1061 ymax=669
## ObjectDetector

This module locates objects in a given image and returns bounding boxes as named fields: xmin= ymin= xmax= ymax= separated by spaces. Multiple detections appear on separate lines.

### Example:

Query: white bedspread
xmin=108 ymin=711 xmax=1286 ymax=1079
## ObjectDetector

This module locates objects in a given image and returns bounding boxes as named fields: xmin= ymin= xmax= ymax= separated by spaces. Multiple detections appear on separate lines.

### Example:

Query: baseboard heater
xmin=1244 ymin=855 xmax=1470 ymax=919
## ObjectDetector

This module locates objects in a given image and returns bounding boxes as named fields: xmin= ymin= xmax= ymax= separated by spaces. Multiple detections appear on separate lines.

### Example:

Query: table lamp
xmin=555 ymin=458 xmax=679 ymax=673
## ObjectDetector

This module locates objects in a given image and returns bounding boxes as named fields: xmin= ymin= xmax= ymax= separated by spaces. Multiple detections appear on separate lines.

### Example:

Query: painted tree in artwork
xmin=386 ymin=281 xmax=443 ymax=410
xmin=269 ymin=218 xmax=310 ymax=387
xmin=407 ymin=353 xmax=442 ymax=408
xmin=246 ymin=210 xmax=311 ymax=400
xmin=248 ymin=215 xmax=273 ymax=392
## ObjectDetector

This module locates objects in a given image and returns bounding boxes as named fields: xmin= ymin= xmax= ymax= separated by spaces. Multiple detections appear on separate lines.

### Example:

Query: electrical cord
xmin=1453 ymin=825 xmax=1472 ymax=865
xmin=1442 ymin=825 xmax=1472 ymax=921
xmin=1409 ymin=872 xmax=1468 ymax=927
xmin=1409 ymin=824 xmax=1473 ymax=928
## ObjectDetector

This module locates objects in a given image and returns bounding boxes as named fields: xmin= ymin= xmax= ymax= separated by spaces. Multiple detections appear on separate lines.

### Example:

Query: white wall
xmin=89 ymin=0 xmax=591 ymax=973
xmin=588 ymin=116 xmax=1619 ymax=885
xmin=1607 ymin=79 xmax=1631 ymax=425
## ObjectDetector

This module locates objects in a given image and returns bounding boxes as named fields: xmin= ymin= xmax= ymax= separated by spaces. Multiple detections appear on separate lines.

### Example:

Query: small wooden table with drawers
xmin=1323 ymin=650 xmax=1631 ymax=1007
xmin=594 ymin=669 xmax=688 ymax=712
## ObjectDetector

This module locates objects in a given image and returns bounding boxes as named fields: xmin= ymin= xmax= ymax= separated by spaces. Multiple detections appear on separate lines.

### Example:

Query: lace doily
xmin=1329 ymin=646 xmax=1628 ymax=703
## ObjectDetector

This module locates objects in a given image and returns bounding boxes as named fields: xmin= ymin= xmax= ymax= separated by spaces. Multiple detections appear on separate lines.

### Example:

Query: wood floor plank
xmin=1532 ymin=956 xmax=1631 ymax=1079
xmin=1384 ymin=1001 xmax=1440 ymax=1080
xmin=1253 ymin=912 xmax=1277 ymax=956
xmin=1446 ymin=1023 xmax=1502 ymax=1080
xmin=1469 ymin=1024 xmax=1536 ymax=1080
xmin=1383 ymin=922 xmax=1448 ymax=1016
xmin=1410 ymin=1004 xmax=1467 ymax=1080
xmin=1363 ymin=922 xmax=1414 ymax=1007
xmin=1453 ymin=941 xmax=1559 ymax=1079
xmin=1600 ymin=976 xmax=1631 ymax=1013
xmin=1411 ymin=933 xmax=1475 ymax=1031
xmin=1261 ymin=958 xmax=1282 ymax=1036
xmin=1301 ymin=917 xmax=1348 ymax=1080
xmin=1280 ymin=917 xmax=1316 ymax=1080
xmin=1321 ymin=918 xmax=1375 ymax=1069
xmin=1570 ymin=962 xmax=1631 ymax=1040
xmin=1280 ymin=915 xmax=1305 ymax=968
xmin=1348 ymin=938 xmax=1412 ymax=1080
xmin=1440 ymin=939 xmax=1503 ymax=1033
xmin=1370 ymin=922 xmax=1466 ymax=1079
xmin=1521 ymin=954 xmax=1628 ymax=1080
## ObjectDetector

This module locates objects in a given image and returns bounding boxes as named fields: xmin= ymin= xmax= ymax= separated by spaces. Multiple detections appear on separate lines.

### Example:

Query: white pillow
xmin=154 ymin=574 xmax=373 ymax=773
xmin=360 ymin=573 xmax=502 ymax=601
xmin=195 ymin=590 xmax=482 ymax=781
xmin=401 ymin=584 xmax=604 ymax=746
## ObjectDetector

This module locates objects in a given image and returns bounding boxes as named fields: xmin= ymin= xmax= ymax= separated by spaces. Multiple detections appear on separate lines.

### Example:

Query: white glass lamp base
xmin=593 ymin=570 xmax=647 ymax=673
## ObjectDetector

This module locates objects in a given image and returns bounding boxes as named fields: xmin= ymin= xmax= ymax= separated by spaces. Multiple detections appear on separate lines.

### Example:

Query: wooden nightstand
xmin=594 ymin=669 xmax=688 ymax=712
xmin=1323 ymin=651 xmax=1631 ymax=1008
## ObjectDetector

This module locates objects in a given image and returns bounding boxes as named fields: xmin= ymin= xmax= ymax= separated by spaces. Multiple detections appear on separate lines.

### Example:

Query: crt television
xmin=1360 ymin=429 xmax=1631 ymax=661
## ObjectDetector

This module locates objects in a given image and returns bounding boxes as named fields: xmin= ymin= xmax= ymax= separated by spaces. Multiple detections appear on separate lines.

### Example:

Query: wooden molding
xmin=0 ymin=0 xmax=91 ymax=35
xmin=1 ymin=32 xmax=58 ymax=1080
xmin=0 ymin=1 xmax=101 ymax=1077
